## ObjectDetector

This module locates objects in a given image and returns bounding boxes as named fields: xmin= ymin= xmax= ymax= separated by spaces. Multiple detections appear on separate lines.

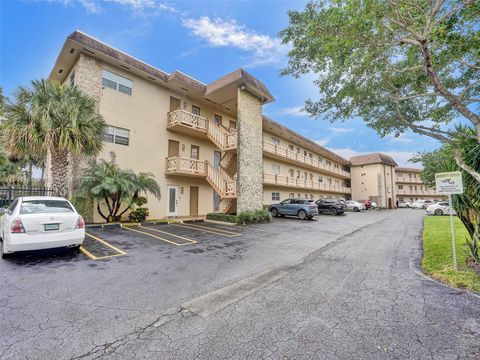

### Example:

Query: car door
xmin=278 ymin=199 xmax=292 ymax=215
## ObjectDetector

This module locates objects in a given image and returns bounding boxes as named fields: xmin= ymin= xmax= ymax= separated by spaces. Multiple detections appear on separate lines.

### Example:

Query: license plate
xmin=44 ymin=223 xmax=60 ymax=231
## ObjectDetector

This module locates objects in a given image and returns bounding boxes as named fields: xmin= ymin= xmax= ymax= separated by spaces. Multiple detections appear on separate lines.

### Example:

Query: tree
xmin=412 ymin=126 xmax=479 ymax=238
xmin=79 ymin=153 xmax=161 ymax=222
xmin=281 ymin=0 xmax=480 ymax=182
xmin=2 ymin=80 xmax=105 ymax=197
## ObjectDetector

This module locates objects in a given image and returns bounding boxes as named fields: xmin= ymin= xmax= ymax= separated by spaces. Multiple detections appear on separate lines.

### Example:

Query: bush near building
xmin=206 ymin=209 xmax=272 ymax=225
xmin=423 ymin=216 xmax=480 ymax=292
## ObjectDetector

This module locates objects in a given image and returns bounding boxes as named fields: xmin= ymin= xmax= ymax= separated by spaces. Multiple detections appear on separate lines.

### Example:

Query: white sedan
xmin=0 ymin=196 xmax=85 ymax=258
xmin=345 ymin=200 xmax=366 ymax=212
xmin=426 ymin=201 xmax=454 ymax=216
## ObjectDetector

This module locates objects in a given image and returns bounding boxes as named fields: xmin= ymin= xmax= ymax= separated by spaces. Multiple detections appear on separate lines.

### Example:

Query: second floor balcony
xmin=395 ymin=176 xmax=423 ymax=184
xmin=263 ymin=141 xmax=350 ymax=179
xmin=263 ymin=172 xmax=351 ymax=194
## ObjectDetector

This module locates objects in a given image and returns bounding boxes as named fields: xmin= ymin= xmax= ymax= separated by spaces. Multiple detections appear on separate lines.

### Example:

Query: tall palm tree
xmin=2 ymin=80 xmax=105 ymax=197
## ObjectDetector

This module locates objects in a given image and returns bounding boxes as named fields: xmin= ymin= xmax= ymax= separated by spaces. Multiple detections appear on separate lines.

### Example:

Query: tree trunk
xmin=50 ymin=149 xmax=70 ymax=198
xmin=28 ymin=162 xmax=33 ymax=188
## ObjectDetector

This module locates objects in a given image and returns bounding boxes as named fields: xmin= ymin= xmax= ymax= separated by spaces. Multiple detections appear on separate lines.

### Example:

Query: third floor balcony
xmin=167 ymin=109 xmax=237 ymax=151
xmin=263 ymin=141 xmax=350 ymax=179
xmin=263 ymin=172 xmax=351 ymax=194
xmin=396 ymin=188 xmax=438 ymax=196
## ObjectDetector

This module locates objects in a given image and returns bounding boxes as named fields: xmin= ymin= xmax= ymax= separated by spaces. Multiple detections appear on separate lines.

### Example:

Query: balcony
xmin=263 ymin=141 xmax=350 ymax=179
xmin=395 ymin=176 xmax=423 ymax=184
xmin=263 ymin=172 xmax=351 ymax=194
xmin=396 ymin=188 xmax=439 ymax=196
xmin=166 ymin=157 xmax=206 ymax=177
xmin=167 ymin=109 xmax=237 ymax=151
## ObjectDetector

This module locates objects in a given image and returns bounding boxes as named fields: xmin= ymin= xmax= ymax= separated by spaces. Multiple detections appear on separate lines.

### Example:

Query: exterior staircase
xmin=206 ymin=161 xmax=236 ymax=199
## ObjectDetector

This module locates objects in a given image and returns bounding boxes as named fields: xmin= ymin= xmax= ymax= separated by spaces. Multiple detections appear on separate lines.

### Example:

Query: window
xmin=304 ymin=150 xmax=307 ymax=157
xmin=289 ymin=169 xmax=294 ymax=178
xmin=309 ymin=153 xmax=313 ymax=158
xmin=214 ymin=114 xmax=222 ymax=126
xmin=296 ymin=147 xmax=300 ymax=153
xmin=297 ymin=170 xmax=300 ymax=178
xmin=272 ymin=164 xmax=280 ymax=174
xmin=305 ymin=194 xmax=308 ymax=199
xmin=289 ymin=193 xmax=294 ymax=199
xmin=20 ymin=199 xmax=73 ymax=214
xmin=297 ymin=193 xmax=301 ymax=198
xmin=326 ymin=160 xmax=332 ymax=166
xmin=310 ymin=194 xmax=314 ymax=200
xmin=398 ymin=185 xmax=403 ymax=190
xmin=102 ymin=70 xmax=133 ymax=95
xmin=69 ymin=71 xmax=75 ymax=86
xmin=272 ymin=137 xmax=280 ymax=145
xmin=304 ymin=172 xmax=308 ymax=179
xmin=309 ymin=173 xmax=313 ymax=181
xmin=192 ymin=106 xmax=200 ymax=115
xmin=191 ymin=145 xmax=199 ymax=160
xmin=272 ymin=192 xmax=280 ymax=201
xmin=318 ymin=156 xmax=323 ymax=162
xmin=318 ymin=176 xmax=323 ymax=183
xmin=288 ymin=144 xmax=294 ymax=151
xmin=103 ymin=125 xmax=130 ymax=145
xmin=229 ymin=120 xmax=236 ymax=130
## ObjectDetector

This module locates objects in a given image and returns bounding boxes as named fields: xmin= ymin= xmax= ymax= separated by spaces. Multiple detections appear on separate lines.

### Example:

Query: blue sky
xmin=0 ymin=0 xmax=442 ymax=166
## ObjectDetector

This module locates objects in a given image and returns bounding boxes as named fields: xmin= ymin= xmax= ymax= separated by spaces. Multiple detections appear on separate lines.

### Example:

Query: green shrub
xmin=206 ymin=212 xmax=238 ymax=223
xmin=237 ymin=209 xmax=272 ymax=225
xmin=128 ymin=207 xmax=149 ymax=223
xmin=71 ymin=196 xmax=93 ymax=223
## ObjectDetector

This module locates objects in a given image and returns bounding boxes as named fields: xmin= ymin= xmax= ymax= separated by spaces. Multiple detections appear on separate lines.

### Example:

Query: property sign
xmin=435 ymin=171 xmax=464 ymax=195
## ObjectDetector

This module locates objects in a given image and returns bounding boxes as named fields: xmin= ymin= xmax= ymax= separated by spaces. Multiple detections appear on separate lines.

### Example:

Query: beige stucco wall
xmin=236 ymin=88 xmax=263 ymax=213
xmin=351 ymin=163 xmax=396 ymax=208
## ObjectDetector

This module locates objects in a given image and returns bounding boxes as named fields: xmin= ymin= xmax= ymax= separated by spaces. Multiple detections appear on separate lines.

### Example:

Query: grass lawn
xmin=423 ymin=216 xmax=480 ymax=292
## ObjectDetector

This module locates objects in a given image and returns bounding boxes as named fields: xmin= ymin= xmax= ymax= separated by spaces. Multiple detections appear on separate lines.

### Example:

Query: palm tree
xmin=2 ymin=79 xmax=105 ymax=197
xmin=79 ymin=153 xmax=161 ymax=222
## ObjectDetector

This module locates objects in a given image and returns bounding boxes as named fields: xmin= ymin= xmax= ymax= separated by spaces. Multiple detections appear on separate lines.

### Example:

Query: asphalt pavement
xmin=1 ymin=210 xmax=479 ymax=359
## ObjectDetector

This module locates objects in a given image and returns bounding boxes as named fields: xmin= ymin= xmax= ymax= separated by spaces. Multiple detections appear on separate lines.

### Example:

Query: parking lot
xmin=4 ymin=210 xmax=477 ymax=360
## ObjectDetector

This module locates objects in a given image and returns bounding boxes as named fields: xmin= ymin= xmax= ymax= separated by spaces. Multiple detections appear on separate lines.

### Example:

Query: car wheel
xmin=354 ymin=207 xmax=359 ymax=212
xmin=434 ymin=209 xmax=443 ymax=216
xmin=298 ymin=210 xmax=307 ymax=220
xmin=329 ymin=207 xmax=337 ymax=215
xmin=270 ymin=208 xmax=278 ymax=217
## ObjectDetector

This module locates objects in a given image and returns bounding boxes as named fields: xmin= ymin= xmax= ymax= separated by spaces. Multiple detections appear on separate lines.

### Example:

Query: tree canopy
xmin=281 ymin=0 xmax=480 ymax=181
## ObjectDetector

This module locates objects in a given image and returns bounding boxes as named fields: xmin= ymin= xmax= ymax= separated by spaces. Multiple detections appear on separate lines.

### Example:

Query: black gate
xmin=0 ymin=186 xmax=55 ymax=208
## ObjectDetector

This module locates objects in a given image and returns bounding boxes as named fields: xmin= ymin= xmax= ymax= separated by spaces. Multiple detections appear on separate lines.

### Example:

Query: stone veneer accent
xmin=236 ymin=87 xmax=264 ymax=213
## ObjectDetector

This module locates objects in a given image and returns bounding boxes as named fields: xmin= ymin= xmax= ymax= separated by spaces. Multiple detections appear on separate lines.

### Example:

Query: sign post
xmin=435 ymin=171 xmax=464 ymax=271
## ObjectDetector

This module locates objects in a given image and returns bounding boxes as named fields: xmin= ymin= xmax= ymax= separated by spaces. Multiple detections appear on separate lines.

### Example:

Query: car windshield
xmin=20 ymin=200 xmax=73 ymax=214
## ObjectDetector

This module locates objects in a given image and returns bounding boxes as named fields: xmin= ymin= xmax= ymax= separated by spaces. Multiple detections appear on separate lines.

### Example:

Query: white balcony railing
xmin=168 ymin=109 xmax=207 ymax=131
xmin=395 ymin=177 xmax=423 ymax=184
xmin=396 ymin=188 xmax=438 ymax=196
xmin=166 ymin=157 xmax=206 ymax=176
xmin=263 ymin=141 xmax=350 ymax=178
xmin=263 ymin=172 xmax=351 ymax=194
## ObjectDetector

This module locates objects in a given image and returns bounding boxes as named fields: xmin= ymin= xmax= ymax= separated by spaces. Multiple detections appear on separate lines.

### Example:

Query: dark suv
xmin=316 ymin=198 xmax=346 ymax=215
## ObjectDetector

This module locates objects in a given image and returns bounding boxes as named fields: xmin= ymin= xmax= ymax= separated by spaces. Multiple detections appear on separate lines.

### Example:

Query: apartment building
xmin=46 ymin=31 xmax=352 ymax=221
xmin=395 ymin=167 xmax=442 ymax=203
xmin=350 ymin=153 xmax=398 ymax=209
xmin=46 ymin=31 xmax=440 ymax=220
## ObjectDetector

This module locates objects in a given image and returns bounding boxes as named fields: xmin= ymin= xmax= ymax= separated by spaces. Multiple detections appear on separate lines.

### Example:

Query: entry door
xmin=168 ymin=140 xmax=180 ymax=157
xmin=190 ymin=186 xmax=199 ymax=216
xmin=170 ymin=97 xmax=181 ymax=112
xmin=214 ymin=151 xmax=221 ymax=170
xmin=167 ymin=186 xmax=179 ymax=216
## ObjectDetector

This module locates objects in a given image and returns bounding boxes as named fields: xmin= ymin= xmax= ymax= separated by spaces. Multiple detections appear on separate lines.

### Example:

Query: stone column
xmin=236 ymin=87 xmax=263 ymax=213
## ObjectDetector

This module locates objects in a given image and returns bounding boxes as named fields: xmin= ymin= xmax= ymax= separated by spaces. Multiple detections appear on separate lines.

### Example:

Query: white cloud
xmin=315 ymin=138 xmax=330 ymax=147
xmin=387 ymin=133 xmax=413 ymax=144
xmin=182 ymin=16 xmax=286 ymax=67
xmin=77 ymin=0 xmax=177 ymax=14
xmin=330 ymin=148 xmax=420 ymax=167
xmin=278 ymin=106 xmax=308 ymax=117
xmin=328 ymin=127 xmax=355 ymax=133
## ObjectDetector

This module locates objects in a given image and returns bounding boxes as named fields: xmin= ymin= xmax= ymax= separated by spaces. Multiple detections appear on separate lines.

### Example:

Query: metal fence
xmin=0 ymin=186 xmax=55 ymax=208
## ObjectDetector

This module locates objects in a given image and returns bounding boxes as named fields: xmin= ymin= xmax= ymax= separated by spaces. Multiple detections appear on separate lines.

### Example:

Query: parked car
xmin=345 ymin=200 xmax=366 ymax=212
xmin=316 ymin=198 xmax=346 ymax=215
xmin=0 ymin=196 xmax=85 ymax=258
xmin=371 ymin=202 xmax=378 ymax=209
xmin=358 ymin=200 xmax=372 ymax=210
xmin=410 ymin=200 xmax=433 ymax=209
xmin=269 ymin=198 xmax=319 ymax=220
xmin=398 ymin=201 xmax=411 ymax=208
xmin=426 ymin=201 xmax=454 ymax=216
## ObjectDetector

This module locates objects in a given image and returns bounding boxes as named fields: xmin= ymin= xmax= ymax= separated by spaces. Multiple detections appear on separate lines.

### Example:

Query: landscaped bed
xmin=423 ymin=216 xmax=480 ymax=292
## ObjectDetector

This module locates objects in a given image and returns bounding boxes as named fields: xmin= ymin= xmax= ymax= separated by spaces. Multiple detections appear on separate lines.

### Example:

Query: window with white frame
xmin=289 ymin=193 xmax=294 ymax=198
xmin=398 ymin=185 xmax=403 ymax=189
xmin=272 ymin=137 xmax=280 ymax=145
xmin=289 ymin=169 xmax=294 ymax=178
xmin=102 ymin=70 xmax=133 ymax=95
xmin=103 ymin=125 xmax=130 ymax=145
xmin=318 ymin=176 xmax=323 ymax=183
xmin=272 ymin=192 xmax=280 ymax=201
xmin=272 ymin=164 xmax=281 ymax=175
